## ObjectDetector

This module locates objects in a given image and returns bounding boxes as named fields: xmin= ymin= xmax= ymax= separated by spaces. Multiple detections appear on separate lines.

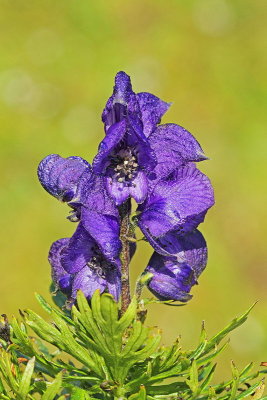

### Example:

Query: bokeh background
xmin=0 ymin=0 xmax=266 ymax=381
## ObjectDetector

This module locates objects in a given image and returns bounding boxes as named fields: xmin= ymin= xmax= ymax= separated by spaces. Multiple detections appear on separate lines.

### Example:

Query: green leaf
xmin=186 ymin=359 xmax=199 ymax=394
xmin=11 ymin=317 xmax=35 ymax=357
xmin=70 ymin=387 xmax=91 ymax=400
xmin=0 ymin=350 xmax=19 ymax=393
xmin=197 ymin=341 xmax=229 ymax=367
xmin=35 ymin=293 xmax=73 ymax=326
xmin=41 ymin=372 xmax=62 ymax=400
xmin=17 ymin=356 xmax=35 ymax=399
xmin=129 ymin=385 xmax=146 ymax=400
xmin=35 ymin=293 xmax=53 ymax=314
xmin=147 ymin=357 xmax=191 ymax=385
xmin=204 ymin=303 xmax=256 ymax=354
xmin=208 ymin=386 xmax=217 ymax=399
xmin=200 ymin=363 xmax=217 ymax=391
xmin=146 ymin=381 xmax=188 ymax=395
xmin=229 ymin=361 xmax=239 ymax=400
xmin=0 ymin=376 xmax=5 ymax=394
xmin=50 ymin=310 xmax=103 ymax=376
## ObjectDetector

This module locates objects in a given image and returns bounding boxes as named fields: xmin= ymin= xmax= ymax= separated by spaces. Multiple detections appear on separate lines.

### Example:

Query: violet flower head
xmin=37 ymin=70 xmax=214 ymax=306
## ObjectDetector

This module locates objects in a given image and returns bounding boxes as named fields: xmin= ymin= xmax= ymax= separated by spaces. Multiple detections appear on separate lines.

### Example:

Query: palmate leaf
xmin=74 ymin=290 xmax=161 ymax=384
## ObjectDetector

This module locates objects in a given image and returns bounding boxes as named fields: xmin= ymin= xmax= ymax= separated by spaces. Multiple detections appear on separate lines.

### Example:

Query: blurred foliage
xmin=0 ymin=0 xmax=267 ymax=381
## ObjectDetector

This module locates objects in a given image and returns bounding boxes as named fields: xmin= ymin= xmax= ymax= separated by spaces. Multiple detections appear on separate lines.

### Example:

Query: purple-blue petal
xmin=102 ymin=71 xmax=141 ymax=131
xmin=93 ymin=120 xmax=127 ymax=174
xmin=82 ymin=174 xmax=119 ymax=218
xmin=48 ymin=238 xmax=72 ymax=294
xmin=81 ymin=208 xmax=121 ymax=261
xmin=38 ymin=154 xmax=91 ymax=202
xmin=60 ymin=223 xmax=95 ymax=274
xmin=71 ymin=266 xmax=107 ymax=300
xmin=144 ymin=230 xmax=207 ymax=277
xmin=137 ymin=92 xmax=171 ymax=137
xmin=129 ymin=171 xmax=148 ymax=204
xmin=106 ymin=267 xmax=121 ymax=301
xmin=146 ymin=253 xmax=196 ymax=302
xmin=106 ymin=177 xmax=131 ymax=206
xmin=106 ymin=170 xmax=148 ymax=206
xmin=127 ymin=118 xmax=157 ymax=172
xmin=138 ymin=164 xmax=214 ymax=237
xmin=148 ymin=124 xmax=208 ymax=180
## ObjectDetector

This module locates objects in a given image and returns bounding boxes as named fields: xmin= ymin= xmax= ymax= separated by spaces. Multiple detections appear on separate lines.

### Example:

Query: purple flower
xmin=48 ymin=224 xmax=121 ymax=303
xmin=93 ymin=71 xmax=209 ymax=207
xmin=38 ymin=71 xmax=215 ymax=306
xmin=145 ymin=230 xmax=207 ymax=302
xmin=94 ymin=71 xmax=168 ymax=206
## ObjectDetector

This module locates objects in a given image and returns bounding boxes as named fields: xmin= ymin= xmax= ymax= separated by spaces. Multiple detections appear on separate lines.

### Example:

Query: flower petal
xmin=71 ymin=266 xmax=107 ymax=300
xmin=93 ymin=120 xmax=127 ymax=174
xmin=148 ymin=124 xmax=208 ymax=180
xmin=129 ymin=171 xmax=148 ymax=204
xmin=137 ymin=92 xmax=170 ymax=137
xmin=82 ymin=174 xmax=119 ymax=217
xmin=106 ymin=267 xmax=121 ymax=301
xmin=81 ymin=208 xmax=121 ymax=261
xmin=144 ymin=230 xmax=207 ymax=277
xmin=48 ymin=238 xmax=72 ymax=294
xmin=127 ymin=117 xmax=157 ymax=172
xmin=146 ymin=253 xmax=195 ymax=302
xmin=60 ymin=223 xmax=95 ymax=274
xmin=138 ymin=164 xmax=214 ymax=237
xmin=102 ymin=71 xmax=141 ymax=131
xmin=106 ymin=177 xmax=131 ymax=206
xmin=38 ymin=154 xmax=91 ymax=202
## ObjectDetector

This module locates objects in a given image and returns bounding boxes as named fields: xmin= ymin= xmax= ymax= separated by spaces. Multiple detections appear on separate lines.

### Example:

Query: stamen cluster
xmin=112 ymin=149 xmax=138 ymax=183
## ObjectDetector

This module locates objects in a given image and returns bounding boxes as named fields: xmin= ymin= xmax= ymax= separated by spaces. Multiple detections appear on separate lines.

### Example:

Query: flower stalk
xmin=119 ymin=199 xmax=132 ymax=314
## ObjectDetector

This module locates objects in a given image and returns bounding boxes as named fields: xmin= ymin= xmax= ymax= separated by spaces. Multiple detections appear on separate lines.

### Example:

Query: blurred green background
xmin=0 ymin=0 xmax=267 ymax=380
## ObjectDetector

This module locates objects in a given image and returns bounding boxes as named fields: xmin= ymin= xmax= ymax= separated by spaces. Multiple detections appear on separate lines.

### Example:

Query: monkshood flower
xmin=93 ymin=71 xmax=208 ymax=207
xmin=145 ymin=230 xmax=207 ymax=301
xmin=37 ymin=71 xmax=214 ymax=306
xmin=48 ymin=226 xmax=121 ymax=304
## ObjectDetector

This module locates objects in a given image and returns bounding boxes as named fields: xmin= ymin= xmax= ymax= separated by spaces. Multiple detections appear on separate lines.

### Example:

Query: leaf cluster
xmin=0 ymin=293 xmax=265 ymax=399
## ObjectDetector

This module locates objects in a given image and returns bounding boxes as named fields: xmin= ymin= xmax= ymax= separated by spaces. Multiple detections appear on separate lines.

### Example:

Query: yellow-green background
xmin=0 ymin=0 xmax=267 ymax=381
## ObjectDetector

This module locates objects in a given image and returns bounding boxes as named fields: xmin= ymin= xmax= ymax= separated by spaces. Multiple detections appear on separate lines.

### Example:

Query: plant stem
xmin=119 ymin=199 xmax=131 ymax=314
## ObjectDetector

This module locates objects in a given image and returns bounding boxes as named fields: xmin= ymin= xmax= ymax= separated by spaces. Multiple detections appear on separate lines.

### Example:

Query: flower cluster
xmin=38 ymin=71 xmax=214 ymax=306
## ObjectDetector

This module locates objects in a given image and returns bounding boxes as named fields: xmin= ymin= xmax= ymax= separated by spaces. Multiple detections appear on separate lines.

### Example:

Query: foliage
xmin=0 ymin=292 xmax=265 ymax=399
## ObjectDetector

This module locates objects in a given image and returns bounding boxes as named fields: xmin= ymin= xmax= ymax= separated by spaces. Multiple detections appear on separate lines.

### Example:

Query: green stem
xmin=119 ymin=199 xmax=131 ymax=314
